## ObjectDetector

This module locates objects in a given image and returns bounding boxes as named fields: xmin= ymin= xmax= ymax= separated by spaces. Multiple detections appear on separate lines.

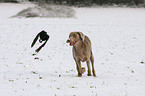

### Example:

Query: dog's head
xmin=66 ymin=32 xmax=85 ymax=46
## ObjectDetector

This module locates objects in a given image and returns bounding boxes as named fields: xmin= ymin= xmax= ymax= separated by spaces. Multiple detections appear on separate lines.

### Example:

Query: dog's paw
xmin=87 ymin=73 xmax=91 ymax=76
xmin=78 ymin=73 xmax=82 ymax=77
xmin=93 ymin=73 xmax=97 ymax=77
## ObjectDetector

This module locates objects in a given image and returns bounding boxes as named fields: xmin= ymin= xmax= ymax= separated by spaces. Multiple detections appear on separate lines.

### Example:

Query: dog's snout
xmin=66 ymin=39 xmax=70 ymax=43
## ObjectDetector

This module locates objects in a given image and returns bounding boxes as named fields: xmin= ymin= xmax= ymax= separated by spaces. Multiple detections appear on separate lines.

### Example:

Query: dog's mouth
xmin=70 ymin=41 xmax=77 ymax=46
xmin=66 ymin=39 xmax=77 ymax=46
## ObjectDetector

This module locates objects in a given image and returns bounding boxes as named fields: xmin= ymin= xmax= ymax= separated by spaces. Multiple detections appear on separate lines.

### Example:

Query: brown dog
xmin=67 ymin=32 xmax=96 ymax=77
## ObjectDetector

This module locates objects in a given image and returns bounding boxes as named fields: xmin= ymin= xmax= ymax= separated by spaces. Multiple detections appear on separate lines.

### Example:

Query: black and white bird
xmin=31 ymin=30 xmax=50 ymax=53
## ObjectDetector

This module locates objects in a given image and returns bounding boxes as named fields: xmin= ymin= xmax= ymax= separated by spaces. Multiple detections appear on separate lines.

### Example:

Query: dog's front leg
xmin=75 ymin=60 xmax=83 ymax=77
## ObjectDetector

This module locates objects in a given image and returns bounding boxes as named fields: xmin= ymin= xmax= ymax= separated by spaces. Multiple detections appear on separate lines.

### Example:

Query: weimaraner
xmin=67 ymin=32 xmax=96 ymax=77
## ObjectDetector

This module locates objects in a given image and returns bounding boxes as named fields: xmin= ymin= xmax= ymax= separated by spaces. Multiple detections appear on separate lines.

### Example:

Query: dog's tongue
xmin=70 ymin=42 xmax=75 ymax=46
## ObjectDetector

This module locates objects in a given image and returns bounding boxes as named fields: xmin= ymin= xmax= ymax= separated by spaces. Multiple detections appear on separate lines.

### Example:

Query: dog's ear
xmin=77 ymin=32 xmax=85 ymax=41
xmin=31 ymin=33 xmax=40 ymax=48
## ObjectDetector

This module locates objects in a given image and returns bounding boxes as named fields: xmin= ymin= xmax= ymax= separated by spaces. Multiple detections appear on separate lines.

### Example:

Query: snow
xmin=0 ymin=3 xmax=145 ymax=96
xmin=13 ymin=4 xmax=75 ymax=18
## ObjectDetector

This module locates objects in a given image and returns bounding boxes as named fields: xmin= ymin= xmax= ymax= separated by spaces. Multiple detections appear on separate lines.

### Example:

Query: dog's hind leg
xmin=90 ymin=52 xmax=96 ymax=77
xmin=86 ymin=61 xmax=91 ymax=76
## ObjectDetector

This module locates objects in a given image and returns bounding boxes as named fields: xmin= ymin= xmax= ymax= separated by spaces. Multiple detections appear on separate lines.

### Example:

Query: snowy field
xmin=0 ymin=3 xmax=145 ymax=96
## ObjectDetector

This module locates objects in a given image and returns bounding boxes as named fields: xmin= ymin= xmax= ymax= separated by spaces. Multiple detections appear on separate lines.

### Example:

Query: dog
xmin=31 ymin=30 xmax=50 ymax=53
xmin=67 ymin=32 xmax=96 ymax=77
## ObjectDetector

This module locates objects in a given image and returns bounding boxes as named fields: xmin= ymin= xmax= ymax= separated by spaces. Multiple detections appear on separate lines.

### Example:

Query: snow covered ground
xmin=0 ymin=3 xmax=145 ymax=96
